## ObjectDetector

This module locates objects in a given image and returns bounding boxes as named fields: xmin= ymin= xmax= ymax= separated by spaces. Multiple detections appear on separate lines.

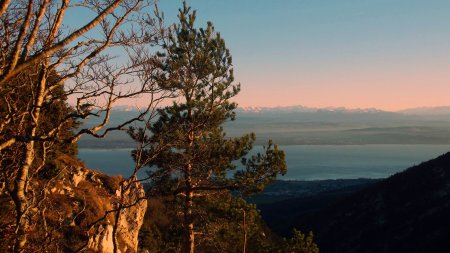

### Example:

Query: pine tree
xmin=284 ymin=229 xmax=319 ymax=253
xmin=138 ymin=192 xmax=282 ymax=253
xmin=129 ymin=3 xmax=287 ymax=253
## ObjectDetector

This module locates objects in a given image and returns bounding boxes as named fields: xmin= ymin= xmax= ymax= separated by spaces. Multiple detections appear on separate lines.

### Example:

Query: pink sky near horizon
xmin=233 ymin=62 xmax=450 ymax=112
xmin=113 ymin=60 xmax=450 ymax=112
xmin=90 ymin=0 xmax=450 ymax=113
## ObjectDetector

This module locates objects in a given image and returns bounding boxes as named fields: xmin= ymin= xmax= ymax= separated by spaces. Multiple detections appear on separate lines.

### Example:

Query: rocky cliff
xmin=0 ymin=156 xmax=147 ymax=252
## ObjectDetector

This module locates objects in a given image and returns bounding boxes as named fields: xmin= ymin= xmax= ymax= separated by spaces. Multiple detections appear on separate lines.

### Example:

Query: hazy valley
xmin=79 ymin=106 xmax=450 ymax=148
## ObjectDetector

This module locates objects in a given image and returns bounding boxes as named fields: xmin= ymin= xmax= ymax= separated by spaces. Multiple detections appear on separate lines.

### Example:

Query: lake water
xmin=78 ymin=144 xmax=450 ymax=180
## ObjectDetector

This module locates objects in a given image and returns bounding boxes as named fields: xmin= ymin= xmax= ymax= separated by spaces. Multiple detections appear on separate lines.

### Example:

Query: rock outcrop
xmin=0 ymin=157 xmax=147 ymax=253
xmin=85 ymin=171 xmax=147 ymax=253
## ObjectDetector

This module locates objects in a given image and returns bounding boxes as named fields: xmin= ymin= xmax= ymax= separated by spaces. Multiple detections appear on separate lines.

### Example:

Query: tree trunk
xmin=12 ymin=141 xmax=34 ymax=252
xmin=183 ymin=101 xmax=195 ymax=253
xmin=11 ymin=68 xmax=47 ymax=252
xmin=184 ymin=162 xmax=195 ymax=253
xmin=243 ymin=209 xmax=247 ymax=253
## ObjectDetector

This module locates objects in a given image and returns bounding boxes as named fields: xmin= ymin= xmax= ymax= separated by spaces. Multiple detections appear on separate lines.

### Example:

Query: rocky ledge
xmin=0 ymin=156 xmax=147 ymax=253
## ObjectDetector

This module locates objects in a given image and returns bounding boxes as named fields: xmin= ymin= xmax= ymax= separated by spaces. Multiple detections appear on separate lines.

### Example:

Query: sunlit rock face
xmin=74 ymin=167 xmax=148 ymax=253
xmin=87 ymin=177 xmax=147 ymax=253
xmin=0 ymin=157 xmax=147 ymax=253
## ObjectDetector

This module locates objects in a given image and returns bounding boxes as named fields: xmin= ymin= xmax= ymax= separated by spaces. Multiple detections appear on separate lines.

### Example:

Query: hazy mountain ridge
xmin=398 ymin=106 xmax=450 ymax=115
xmin=237 ymin=105 xmax=386 ymax=114
xmin=79 ymin=106 xmax=450 ymax=148
xmin=110 ymin=105 xmax=450 ymax=115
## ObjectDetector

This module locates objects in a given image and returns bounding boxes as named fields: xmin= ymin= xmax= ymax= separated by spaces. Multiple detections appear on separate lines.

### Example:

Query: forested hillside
xmin=262 ymin=153 xmax=450 ymax=253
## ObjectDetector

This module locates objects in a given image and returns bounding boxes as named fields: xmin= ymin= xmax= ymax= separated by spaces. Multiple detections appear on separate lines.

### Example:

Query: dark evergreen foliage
xmin=130 ymin=3 xmax=287 ymax=252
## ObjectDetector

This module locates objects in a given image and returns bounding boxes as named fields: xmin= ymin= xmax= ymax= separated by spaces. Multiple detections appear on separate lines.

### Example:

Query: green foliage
xmin=139 ymin=192 xmax=281 ymax=253
xmin=284 ymin=229 xmax=320 ymax=253
xmin=131 ymin=2 xmax=287 ymax=252
xmin=139 ymin=193 xmax=322 ymax=253
xmin=129 ymin=0 xmax=287 ymax=203
xmin=139 ymin=196 xmax=183 ymax=252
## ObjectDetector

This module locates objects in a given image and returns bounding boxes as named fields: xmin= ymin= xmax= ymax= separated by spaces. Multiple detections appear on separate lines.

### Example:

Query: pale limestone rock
xmin=71 ymin=168 xmax=87 ymax=187
xmin=0 ymin=181 xmax=5 ymax=196
xmin=86 ymin=177 xmax=147 ymax=253
xmin=115 ymin=179 xmax=147 ymax=253
xmin=47 ymin=164 xmax=146 ymax=252
xmin=62 ymin=185 xmax=72 ymax=192
xmin=88 ymin=225 xmax=115 ymax=253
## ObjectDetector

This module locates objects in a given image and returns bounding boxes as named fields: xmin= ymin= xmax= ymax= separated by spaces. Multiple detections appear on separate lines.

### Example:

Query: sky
xmin=151 ymin=0 xmax=450 ymax=111
xmin=65 ymin=0 xmax=450 ymax=111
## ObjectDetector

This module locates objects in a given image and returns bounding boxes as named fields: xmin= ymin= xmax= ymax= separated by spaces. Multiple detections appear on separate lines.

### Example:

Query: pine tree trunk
xmin=184 ymin=127 xmax=195 ymax=253
xmin=184 ymin=187 xmax=195 ymax=253
xmin=184 ymin=160 xmax=195 ymax=253
xmin=243 ymin=209 xmax=247 ymax=253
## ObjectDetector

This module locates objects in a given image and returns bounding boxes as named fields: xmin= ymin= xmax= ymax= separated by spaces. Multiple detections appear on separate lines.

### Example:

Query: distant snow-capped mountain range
xmin=236 ymin=105 xmax=385 ymax=114
xmin=397 ymin=106 xmax=450 ymax=115
xmin=112 ymin=105 xmax=450 ymax=115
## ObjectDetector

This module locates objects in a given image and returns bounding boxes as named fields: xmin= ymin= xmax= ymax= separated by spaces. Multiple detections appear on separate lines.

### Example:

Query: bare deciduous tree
xmin=0 ymin=0 xmax=171 ymax=251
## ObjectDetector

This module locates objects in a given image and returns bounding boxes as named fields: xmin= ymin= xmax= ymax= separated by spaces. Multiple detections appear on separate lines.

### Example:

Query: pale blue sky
xmin=64 ymin=0 xmax=450 ymax=110
xmin=156 ymin=0 xmax=450 ymax=110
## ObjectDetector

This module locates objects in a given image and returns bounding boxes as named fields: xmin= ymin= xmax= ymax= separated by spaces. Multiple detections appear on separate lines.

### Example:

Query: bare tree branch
xmin=0 ymin=0 xmax=129 ymax=83
xmin=0 ymin=0 xmax=12 ymax=17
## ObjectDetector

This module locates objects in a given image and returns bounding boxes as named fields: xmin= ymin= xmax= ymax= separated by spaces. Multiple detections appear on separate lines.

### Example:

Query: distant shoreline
xmin=78 ymin=144 xmax=450 ymax=181
xmin=78 ymin=142 xmax=450 ymax=149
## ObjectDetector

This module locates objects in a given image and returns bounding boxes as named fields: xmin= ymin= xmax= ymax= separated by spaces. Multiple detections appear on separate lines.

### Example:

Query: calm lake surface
xmin=78 ymin=144 xmax=450 ymax=180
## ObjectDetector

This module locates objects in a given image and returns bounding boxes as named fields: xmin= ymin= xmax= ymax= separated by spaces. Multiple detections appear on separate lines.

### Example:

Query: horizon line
xmin=111 ymin=104 xmax=450 ymax=113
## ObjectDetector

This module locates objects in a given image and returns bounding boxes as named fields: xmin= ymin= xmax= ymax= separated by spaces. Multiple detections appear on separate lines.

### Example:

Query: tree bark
xmin=12 ymin=141 xmax=34 ymax=252
xmin=0 ymin=0 xmax=12 ymax=17
xmin=11 ymin=67 xmax=47 ymax=252
xmin=184 ymin=160 xmax=195 ymax=253
xmin=243 ymin=209 xmax=247 ymax=253
xmin=184 ymin=129 xmax=195 ymax=253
